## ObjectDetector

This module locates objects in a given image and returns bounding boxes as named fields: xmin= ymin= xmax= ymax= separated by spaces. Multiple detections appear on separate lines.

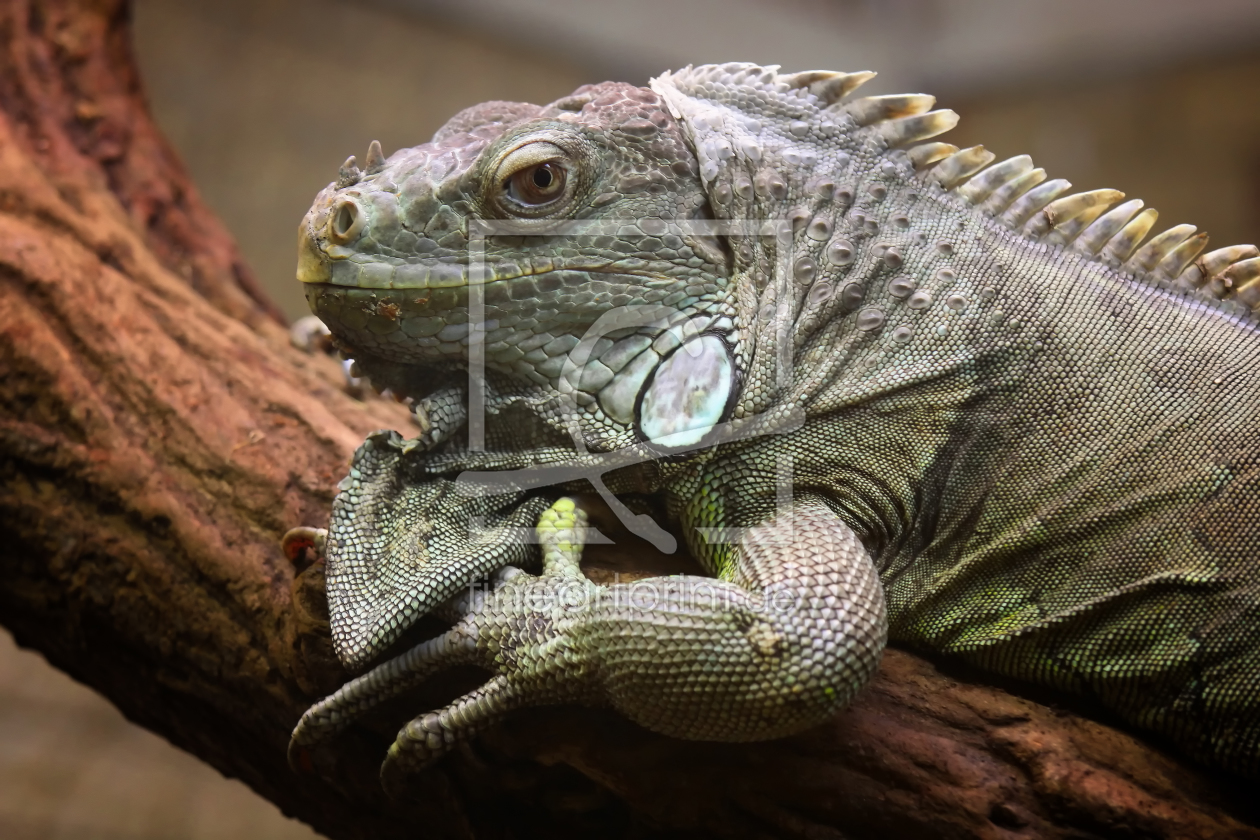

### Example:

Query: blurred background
xmin=3 ymin=0 xmax=1258 ymax=837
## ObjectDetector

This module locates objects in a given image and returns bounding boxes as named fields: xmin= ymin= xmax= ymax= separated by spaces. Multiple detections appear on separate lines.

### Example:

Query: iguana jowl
xmin=287 ymin=63 xmax=1260 ymax=790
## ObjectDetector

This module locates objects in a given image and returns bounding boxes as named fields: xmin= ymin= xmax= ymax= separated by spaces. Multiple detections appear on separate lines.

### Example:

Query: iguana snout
xmin=295 ymin=82 xmax=743 ymax=447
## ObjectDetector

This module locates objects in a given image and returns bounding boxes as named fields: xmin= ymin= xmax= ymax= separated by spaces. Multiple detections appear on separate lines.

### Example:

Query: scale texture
xmin=285 ymin=63 xmax=1260 ymax=789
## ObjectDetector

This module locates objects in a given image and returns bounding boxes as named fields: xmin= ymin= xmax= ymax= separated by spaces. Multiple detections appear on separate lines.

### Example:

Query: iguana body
xmin=287 ymin=64 xmax=1260 ymax=788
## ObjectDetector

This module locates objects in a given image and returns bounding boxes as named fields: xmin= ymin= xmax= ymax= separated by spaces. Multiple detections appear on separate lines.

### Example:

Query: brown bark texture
xmin=0 ymin=2 xmax=1257 ymax=838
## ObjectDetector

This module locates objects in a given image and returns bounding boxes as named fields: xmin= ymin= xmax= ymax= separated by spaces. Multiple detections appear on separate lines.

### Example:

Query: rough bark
xmin=0 ymin=2 xmax=1256 ymax=838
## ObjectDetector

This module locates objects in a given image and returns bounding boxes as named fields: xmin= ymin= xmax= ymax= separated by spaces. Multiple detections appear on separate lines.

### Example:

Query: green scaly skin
xmin=286 ymin=63 xmax=1260 ymax=790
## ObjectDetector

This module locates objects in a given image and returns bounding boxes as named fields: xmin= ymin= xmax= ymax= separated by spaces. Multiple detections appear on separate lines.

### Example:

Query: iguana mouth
xmin=300 ymin=262 xmax=690 ymax=369
xmin=298 ymin=253 xmax=678 ymax=292
xmin=296 ymin=196 xmax=702 ymax=292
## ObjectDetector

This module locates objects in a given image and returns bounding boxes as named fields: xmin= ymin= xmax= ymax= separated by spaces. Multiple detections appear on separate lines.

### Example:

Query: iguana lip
xmin=298 ymin=258 xmax=676 ymax=291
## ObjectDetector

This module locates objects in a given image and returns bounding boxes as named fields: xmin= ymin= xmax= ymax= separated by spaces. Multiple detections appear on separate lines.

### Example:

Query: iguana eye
xmin=494 ymin=141 xmax=573 ymax=214
xmin=507 ymin=162 xmax=566 ymax=205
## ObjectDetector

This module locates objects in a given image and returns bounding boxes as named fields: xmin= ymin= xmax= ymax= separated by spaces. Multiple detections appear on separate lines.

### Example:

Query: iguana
xmin=285 ymin=62 xmax=1260 ymax=792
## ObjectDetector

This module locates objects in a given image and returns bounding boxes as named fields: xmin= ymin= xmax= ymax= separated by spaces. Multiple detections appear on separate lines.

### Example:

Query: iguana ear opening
xmin=637 ymin=334 xmax=735 ymax=449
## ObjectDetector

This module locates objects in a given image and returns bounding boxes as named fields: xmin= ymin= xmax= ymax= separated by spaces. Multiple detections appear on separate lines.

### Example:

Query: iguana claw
xmin=281 ymin=526 xmax=326 ymax=572
xmin=291 ymin=499 xmax=595 ymax=793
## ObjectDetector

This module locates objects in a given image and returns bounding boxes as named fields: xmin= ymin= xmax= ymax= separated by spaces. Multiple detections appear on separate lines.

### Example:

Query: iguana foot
xmin=288 ymin=315 xmax=366 ymax=398
xmin=289 ymin=498 xmax=596 ymax=793
xmin=377 ymin=500 xmax=598 ymax=793
xmin=291 ymin=495 xmax=888 ymax=798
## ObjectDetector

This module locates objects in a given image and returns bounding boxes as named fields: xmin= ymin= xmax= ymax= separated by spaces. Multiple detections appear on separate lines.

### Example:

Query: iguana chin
xmin=284 ymin=62 xmax=1260 ymax=791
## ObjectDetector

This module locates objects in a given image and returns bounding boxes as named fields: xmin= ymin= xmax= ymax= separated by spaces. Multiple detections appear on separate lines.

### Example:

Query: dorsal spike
xmin=778 ymin=69 xmax=840 ymax=90
xmin=1027 ymin=189 xmax=1124 ymax=239
xmin=1074 ymin=199 xmax=1144 ymax=255
xmin=366 ymin=139 xmax=387 ymax=172
xmin=818 ymin=70 xmax=877 ymax=101
xmin=977 ymin=167 xmax=1046 ymax=216
xmin=907 ymin=142 xmax=957 ymax=170
xmin=932 ymin=146 xmax=995 ymax=189
xmin=1044 ymin=202 xmax=1115 ymax=248
xmin=878 ymin=110 xmax=958 ymax=147
xmin=780 ymin=69 xmax=876 ymax=103
xmin=653 ymin=64 xmax=1260 ymax=322
xmin=955 ymin=155 xmax=1033 ymax=204
xmin=1200 ymin=244 xmax=1260 ymax=280
xmin=1001 ymin=178 xmax=1072 ymax=228
xmin=1100 ymin=208 xmax=1159 ymax=263
xmin=1151 ymin=233 xmax=1210 ymax=282
xmin=1176 ymin=245 xmax=1260 ymax=290
xmin=840 ymin=94 xmax=935 ymax=126
xmin=1223 ymin=258 xmax=1260 ymax=310
xmin=1125 ymin=224 xmax=1197 ymax=273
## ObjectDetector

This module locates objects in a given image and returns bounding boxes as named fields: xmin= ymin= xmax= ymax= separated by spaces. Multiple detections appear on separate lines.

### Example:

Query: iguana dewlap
xmin=286 ymin=63 xmax=1260 ymax=790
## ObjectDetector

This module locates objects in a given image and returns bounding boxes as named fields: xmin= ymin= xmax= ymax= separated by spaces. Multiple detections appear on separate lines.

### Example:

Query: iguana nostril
xmin=329 ymin=199 xmax=363 ymax=243
xmin=334 ymin=203 xmax=355 ymax=235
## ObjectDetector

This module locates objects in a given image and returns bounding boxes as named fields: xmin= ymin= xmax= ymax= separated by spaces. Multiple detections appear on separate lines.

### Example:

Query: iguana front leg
xmin=292 ymin=492 xmax=887 ymax=795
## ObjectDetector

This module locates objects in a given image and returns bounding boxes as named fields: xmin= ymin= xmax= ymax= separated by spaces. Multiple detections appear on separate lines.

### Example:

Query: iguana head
xmin=299 ymin=82 xmax=738 ymax=449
